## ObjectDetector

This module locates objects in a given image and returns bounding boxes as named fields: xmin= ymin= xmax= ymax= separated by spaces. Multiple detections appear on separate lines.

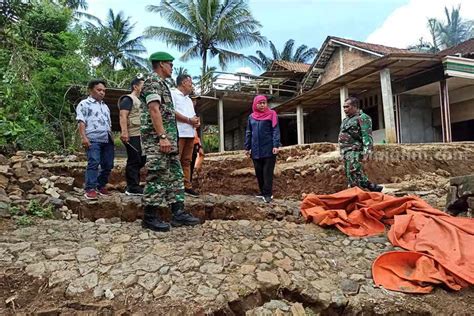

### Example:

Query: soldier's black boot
xmin=367 ymin=182 xmax=383 ymax=192
xmin=170 ymin=202 xmax=201 ymax=227
xmin=142 ymin=205 xmax=170 ymax=232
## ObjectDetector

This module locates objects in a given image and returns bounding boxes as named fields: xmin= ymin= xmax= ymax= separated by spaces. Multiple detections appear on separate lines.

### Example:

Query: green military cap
xmin=149 ymin=51 xmax=175 ymax=62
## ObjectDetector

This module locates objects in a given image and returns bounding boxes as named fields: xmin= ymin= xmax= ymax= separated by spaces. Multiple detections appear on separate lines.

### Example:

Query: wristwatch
xmin=158 ymin=134 xmax=168 ymax=139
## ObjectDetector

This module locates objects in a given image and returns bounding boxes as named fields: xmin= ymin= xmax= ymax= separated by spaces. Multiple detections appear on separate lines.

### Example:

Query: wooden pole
xmin=439 ymin=80 xmax=452 ymax=142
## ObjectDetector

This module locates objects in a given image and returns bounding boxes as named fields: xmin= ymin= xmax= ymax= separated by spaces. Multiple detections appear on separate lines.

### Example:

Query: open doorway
xmin=452 ymin=119 xmax=474 ymax=141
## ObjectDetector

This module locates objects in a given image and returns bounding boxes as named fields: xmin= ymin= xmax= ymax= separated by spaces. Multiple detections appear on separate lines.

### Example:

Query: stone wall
xmin=0 ymin=151 xmax=80 ymax=220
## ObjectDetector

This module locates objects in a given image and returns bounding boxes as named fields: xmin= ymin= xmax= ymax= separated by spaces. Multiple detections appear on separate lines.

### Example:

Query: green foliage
xmin=202 ymin=127 xmax=219 ymax=153
xmin=26 ymin=200 xmax=54 ymax=219
xmin=248 ymin=39 xmax=318 ymax=70
xmin=9 ymin=200 xmax=54 ymax=226
xmin=0 ymin=0 xmax=90 ymax=153
xmin=8 ymin=205 xmax=21 ymax=216
xmin=82 ymin=9 xmax=147 ymax=70
xmin=15 ymin=122 xmax=61 ymax=152
xmin=145 ymin=0 xmax=266 ymax=78
xmin=411 ymin=5 xmax=474 ymax=52
xmin=95 ymin=64 xmax=148 ymax=89
xmin=16 ymin=215 xmax=33 ymax=226
xmin=431 ymin=6 xmax=473 ymax=49
xmin=113 ymin=132 xmax=125 ymax=151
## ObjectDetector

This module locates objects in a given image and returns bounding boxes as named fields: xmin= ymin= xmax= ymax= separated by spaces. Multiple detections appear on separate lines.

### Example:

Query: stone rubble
xmin=0 ymin=146 xmax=473 ymax=314
xmin=0 ymin=152 xmax=79 ymax=220
xmin=1 ymin=217 xmax=472 ymax=314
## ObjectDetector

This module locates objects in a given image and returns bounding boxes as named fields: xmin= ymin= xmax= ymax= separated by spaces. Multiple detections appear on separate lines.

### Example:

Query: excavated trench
xmin=42 ymin=142 xmax=474 ymax=222
xmin=213 ymin=286 xmax=345 ymax=315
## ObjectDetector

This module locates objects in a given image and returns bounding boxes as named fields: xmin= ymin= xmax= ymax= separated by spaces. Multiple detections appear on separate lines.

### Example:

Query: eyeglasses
xmin=164 ymin=62 xmax=173 ymax=68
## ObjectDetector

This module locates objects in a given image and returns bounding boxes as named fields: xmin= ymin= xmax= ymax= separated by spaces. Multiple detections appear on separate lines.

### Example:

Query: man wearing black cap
xmin=140 ymin=51 xmax=200 ymax=232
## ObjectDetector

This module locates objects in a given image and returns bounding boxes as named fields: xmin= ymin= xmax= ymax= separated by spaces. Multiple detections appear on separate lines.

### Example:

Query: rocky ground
xmin=0 ymin=143 xmax=473 ymax=315
xmin=1 ymin=217 xmax=473 ymax=315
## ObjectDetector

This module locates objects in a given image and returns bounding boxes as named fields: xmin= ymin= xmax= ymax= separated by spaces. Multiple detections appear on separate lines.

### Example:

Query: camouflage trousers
xmin=143 ymin=152 xmax=185 ymax=208
xmin=343 ymin=151 xmax=369 ymax=188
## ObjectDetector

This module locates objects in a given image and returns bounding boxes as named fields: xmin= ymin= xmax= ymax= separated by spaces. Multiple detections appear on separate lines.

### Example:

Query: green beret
xmin=149 ymin=51 xmax=175 ymax=62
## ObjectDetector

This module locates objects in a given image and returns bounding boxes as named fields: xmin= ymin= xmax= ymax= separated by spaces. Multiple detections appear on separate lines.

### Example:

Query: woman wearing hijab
xmin=244 ymin=95 xmax=281 ymax=203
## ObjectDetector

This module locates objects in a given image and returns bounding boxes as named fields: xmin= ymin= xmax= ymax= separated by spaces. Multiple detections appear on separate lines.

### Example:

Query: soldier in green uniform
xmin=338 ymin=97 xmax=383 ymax=192
xmin=140 ymin=51 xmax=200 ymax=232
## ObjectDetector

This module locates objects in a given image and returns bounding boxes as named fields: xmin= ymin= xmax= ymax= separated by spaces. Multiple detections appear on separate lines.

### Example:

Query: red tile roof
xmin=330 ymin=36 xmax=410 ymax=55
xmin=438 ymin=38 xmax=474 ymax=57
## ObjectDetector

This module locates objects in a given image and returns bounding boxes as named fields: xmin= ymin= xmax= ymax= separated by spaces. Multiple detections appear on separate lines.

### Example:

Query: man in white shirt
xmin=171 ymin=74 xmax=200 ymax=196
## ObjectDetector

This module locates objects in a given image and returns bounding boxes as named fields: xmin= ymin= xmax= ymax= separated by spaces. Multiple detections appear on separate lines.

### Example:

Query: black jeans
xmin=252 ymin=156 xmax=276 ymax=197
xmin=124 ymin=136 xmax=146 ymax=190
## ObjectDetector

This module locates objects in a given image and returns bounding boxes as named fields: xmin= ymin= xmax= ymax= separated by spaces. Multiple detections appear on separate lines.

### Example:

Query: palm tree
xmin=247 ymin=39 xmax=318 ymax=70
xmin=83 ymin=9 xmax=147 ymax=69
xmin=144 ymin=0 xmax=266 ymax=78
xmin=58 ymin=0 xmax=88 ymax=10
xmin=430 ymin=6 xmax=473 ymax=50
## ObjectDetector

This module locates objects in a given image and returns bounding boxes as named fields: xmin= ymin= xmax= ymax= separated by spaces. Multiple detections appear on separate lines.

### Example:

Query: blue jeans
xmin=85 ymin=139 xmax=114 ymax=190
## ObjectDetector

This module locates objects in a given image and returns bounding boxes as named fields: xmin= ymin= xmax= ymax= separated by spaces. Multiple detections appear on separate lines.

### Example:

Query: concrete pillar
xmin=218 ymin=97 xmax=225 ymax=152
xmin=439 ymin=80 xmax=452 ymax=142
xmin=339 ymin=86 xmax=349 ymax=121
xmin=377 ymin=93 xmax=384 ymax=129
xmin=379 ymin=68 xmax=397 ymax=143
xmin=296 ymin=105 xmax=304 ymax=145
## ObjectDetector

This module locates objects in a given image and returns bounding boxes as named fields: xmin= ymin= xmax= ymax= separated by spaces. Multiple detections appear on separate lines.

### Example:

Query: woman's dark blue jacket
xmin=244 ymin=115 xmax=281 ymax=159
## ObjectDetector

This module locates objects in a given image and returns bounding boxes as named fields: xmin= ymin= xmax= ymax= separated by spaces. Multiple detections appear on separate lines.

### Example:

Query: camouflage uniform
xmin=338 ymin=110 xmax=373 ymax=188
xmin=140 ymin=72 xmax=185 ymax=208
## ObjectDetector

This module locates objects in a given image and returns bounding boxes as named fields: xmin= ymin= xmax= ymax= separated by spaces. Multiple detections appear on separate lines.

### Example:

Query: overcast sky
xmin=85 ymin=0 xmax=473 ymax=75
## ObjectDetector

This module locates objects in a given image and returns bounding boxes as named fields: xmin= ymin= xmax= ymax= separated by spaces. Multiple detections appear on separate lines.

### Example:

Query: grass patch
xmin=10 ymin=200 xmax=55 ymax=226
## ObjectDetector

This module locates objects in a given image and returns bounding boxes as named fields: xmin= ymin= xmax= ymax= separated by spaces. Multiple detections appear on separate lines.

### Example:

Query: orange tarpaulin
xmin=301 ymin=187 xmax=474 ymax=293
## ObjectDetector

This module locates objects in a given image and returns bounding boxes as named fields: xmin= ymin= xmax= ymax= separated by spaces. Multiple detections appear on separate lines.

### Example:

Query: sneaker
xmin=185 ymin=188 xmax=199 ymax=197
xmin=84 ymin=189 xmax=98 ymax=200
xmin=255 ymin=193 xmax=264 ymax=199
xmin=98 ymin=187 xmax=112 ymax=196
xmin=263 ymin=196 xmax=272 ymax=203
xmin=125 ymin=186 xmax=144 ymax=196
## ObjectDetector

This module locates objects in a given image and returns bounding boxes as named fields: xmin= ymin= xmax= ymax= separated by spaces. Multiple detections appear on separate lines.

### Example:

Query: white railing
xmin=197 ymin=71 xmax=301 ymax=97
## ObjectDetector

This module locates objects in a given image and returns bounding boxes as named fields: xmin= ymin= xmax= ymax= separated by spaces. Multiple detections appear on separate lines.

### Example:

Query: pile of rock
xmin=0 ymin=151 xmax=80 ymax=219
xmin=446 ymin=174 xmax=474 ymax=216
xmin=246 ymin=300 xmax=306 ymax=315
